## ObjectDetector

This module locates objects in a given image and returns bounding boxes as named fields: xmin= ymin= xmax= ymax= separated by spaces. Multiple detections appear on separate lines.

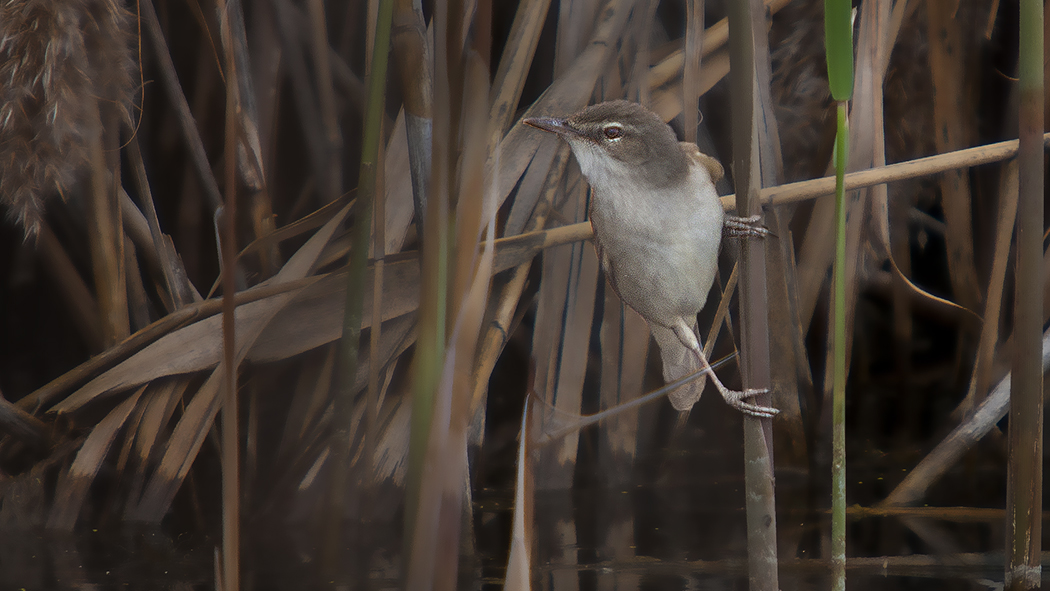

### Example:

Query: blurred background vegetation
xmin=0 ymin=0 xmax=1044 ymax=589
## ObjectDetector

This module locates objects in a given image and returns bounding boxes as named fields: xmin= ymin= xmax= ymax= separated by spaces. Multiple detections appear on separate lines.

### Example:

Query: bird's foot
xmin=719 ymin=386 xmax=778 ymax=418
xmin=724 ymin=214 xmax=770 ymax=239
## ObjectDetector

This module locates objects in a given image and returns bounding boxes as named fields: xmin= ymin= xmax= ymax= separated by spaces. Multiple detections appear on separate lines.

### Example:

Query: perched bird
xmin=523 ymin=100 xmax=777 ymax=417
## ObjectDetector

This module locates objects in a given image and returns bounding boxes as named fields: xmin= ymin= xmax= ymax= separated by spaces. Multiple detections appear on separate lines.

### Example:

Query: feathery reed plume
xmin=0 ymin=0 xmax=134 ymax=237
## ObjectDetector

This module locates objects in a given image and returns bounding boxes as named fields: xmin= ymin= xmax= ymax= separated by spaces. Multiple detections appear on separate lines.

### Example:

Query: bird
xmin=523 ymin=100 xmax=777 ymax=418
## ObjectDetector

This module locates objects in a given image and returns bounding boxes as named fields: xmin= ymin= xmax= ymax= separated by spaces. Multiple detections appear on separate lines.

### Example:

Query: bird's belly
xmin=588 ymin=167 xmax=725 ymax=327
xmin=597 ymin=219 xmax=721 ymax=325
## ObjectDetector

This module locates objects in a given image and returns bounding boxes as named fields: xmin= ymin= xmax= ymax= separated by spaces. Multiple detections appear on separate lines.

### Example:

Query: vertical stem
xmin=1007 ymin=0 xmax=1044 ymax=588
xmin=681 ymin=0 xmax=705 ymax=144
xmin=729 ymin=1 xmax=779 ymax=589
xmin=306 ymin=0 xmax=343 ymax=202
xmin=831 ymin=101 xmax=849 ymax=591
xmin=406 ymin=0 xmax=449 ymax=553
xmin=86 ymin=101 xmax=128 ymax=348
xmin=326 ymin=0 xmax=395 ymax=568
xmin=219 ymin=4 xmax=241 ymax=590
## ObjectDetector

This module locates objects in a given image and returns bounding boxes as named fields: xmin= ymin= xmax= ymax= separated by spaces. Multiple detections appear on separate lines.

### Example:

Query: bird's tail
xmin=651 ymin=322 xmax=706 ymax=411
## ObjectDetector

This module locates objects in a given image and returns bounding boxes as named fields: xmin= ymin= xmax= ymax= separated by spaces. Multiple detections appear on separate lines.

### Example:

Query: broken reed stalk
xmin=327 ymin=0 xmax=394 ymax=569
xmin=881 ymin=329 xmax=1050 ymax=508
xmin=1006 ymin=0 xmax=1044 ymax=587
xmin=728 ymin=0 xmax=778 ymax=588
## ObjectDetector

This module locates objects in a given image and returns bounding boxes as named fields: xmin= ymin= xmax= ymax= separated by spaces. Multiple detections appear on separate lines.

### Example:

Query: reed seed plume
xmin=0 ymin=0 xmax=134 ymax=237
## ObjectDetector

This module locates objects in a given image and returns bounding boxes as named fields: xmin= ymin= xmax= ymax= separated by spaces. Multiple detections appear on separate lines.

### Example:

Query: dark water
xmin=2 ymin=391 xmax=1042 ymax=590
xmin=3 ymin=499 xmax=1027 ymax=590
xmin=6 ymin=483 xmax=1031 ymax=590
xmin=0 ymin=478 xmax=1040 ymax=591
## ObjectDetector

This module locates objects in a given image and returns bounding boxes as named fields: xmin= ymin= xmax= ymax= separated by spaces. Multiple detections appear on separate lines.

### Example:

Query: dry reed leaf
xmin=126 ymin=201 xmax=355 ymax=523
xmin=597 ymin=291 xmax=650 ymax=470
xmin=681 ymin=0 xmax=705 ymax=144
xmin=648 ymin=0 xmax=792 ymax=91
xmin=248 ymin=264 xmax=419 ymax=363
xmin=46 ymin=385 xmax=145 ymax=530
xmin=132 ymin=380 xmax=187 ymax=473
xmin=234 ymin=193 xmax=351 ymax=274
xmin=131 ymin=366 xmax=225 ymax=521
xmin=52 ymin=291 xmax=310 ymax=412
xmin=236 ymin=108 xmax=412 ymax=267
xmin=503 ymin=397 xmax=535 ymax=591
xmin=961 ymin=161 xmax=1018 ymax=415
xmin=383 ymin=109 xmax=417 ymax=254
xmin=113 ymin=389 xmax=148 ymax=475
xmin=54 ymin=206 xmax=610 ymax=416
xmin=489 ymin=0 xmax=554 ymax=139
xmin=219 ymin=0 xmax=266 ymax=192
xmin=264 ymin=325 xmax=413 ymax=507
xmin=554 ymin=0 xmax=601 ymax=75
xmin=494 ymin=0 xmax=634 ymax=213
xmin=502 ymin=147 xmax=560 ymax=239
xmin=650 ymin=47 xmax=730 ymax=122
xmin=763 ymin=211 xmax=811 ymax=463
xmin=469 ymin=146 xmax=572 ymax=422
xmin=53 ymin=200 xmax=357 ymax=413
xmin=275 ymin=348 xmax=336 ymax=464
xmin=531 ymin=175 xmax=599 ymax=489
xmin=493 ymin=222 xmax=593 ymax=273
xmin=372 ymin=396 xmax=411 ymax=486
xmin=926 ymin=0 xmax=981 ymax=312
xmin=140 ymin=0 xmax=224 ymax=212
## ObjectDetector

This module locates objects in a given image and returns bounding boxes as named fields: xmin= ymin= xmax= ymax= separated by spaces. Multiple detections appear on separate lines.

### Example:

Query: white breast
xmin=580 ymin=148 xmax=725 ymax=325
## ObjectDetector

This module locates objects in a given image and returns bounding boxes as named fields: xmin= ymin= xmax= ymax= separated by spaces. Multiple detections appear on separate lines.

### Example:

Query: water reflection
xmin=0 ymin=528 xmax=211 ymax=590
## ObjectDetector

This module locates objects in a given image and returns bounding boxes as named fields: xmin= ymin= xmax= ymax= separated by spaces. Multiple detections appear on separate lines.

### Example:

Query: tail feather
xmin=651 ymin=323 xmax=706 ymax=411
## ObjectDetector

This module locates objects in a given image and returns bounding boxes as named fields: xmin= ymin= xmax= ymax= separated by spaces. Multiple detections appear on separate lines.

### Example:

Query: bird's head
xmin=523 ymin=100 xmax=688 ymax=189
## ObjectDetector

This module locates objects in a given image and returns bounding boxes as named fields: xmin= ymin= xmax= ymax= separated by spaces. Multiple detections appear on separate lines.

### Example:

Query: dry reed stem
xmin=961 ymin=161 xmax=1018 ymax=416
xmin=141 ymin=0 xmax=223 ymax=212
xmin=883 ymin=329 xmax=1050 ymax=507
xmin=505 ymin=135 xmax=1050 ymax=270
xmin=925 ymin=0 xmax=981 ymax=313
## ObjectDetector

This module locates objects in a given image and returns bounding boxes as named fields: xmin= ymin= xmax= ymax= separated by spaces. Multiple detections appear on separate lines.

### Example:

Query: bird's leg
xmin=671 ymin=321 xmax=778 ymax=418
xmin=724 ymin=214 xmax=770 ymax=239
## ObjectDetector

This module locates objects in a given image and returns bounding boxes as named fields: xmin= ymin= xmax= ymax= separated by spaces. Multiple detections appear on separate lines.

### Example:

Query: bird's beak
xmin=522 ymin=116 xmax=582 ymax=139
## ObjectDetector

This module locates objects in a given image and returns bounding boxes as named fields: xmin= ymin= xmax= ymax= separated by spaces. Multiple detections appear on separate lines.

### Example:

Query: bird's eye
xmin=603 ymin=125 xmax=624 ymax=140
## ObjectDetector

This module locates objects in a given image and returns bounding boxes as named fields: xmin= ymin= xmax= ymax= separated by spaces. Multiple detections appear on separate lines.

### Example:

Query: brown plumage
xmin=0 ymin=0 xmax=135 ymax=236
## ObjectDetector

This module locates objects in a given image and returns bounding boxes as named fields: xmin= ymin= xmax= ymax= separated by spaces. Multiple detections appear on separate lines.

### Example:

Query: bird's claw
xmin=721 ymin=387 xmax=779 ymax=418
xmin=724 ymin=214 xmax=770 ymax=239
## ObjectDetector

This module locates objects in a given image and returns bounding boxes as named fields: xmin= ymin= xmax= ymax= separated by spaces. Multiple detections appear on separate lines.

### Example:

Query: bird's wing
xmin=679 ymin=142 xmax=724 ymax=183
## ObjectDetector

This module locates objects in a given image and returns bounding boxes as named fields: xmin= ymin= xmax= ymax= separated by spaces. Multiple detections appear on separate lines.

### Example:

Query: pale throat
xmin=568 ymin=140 xmax=637 ymax=192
